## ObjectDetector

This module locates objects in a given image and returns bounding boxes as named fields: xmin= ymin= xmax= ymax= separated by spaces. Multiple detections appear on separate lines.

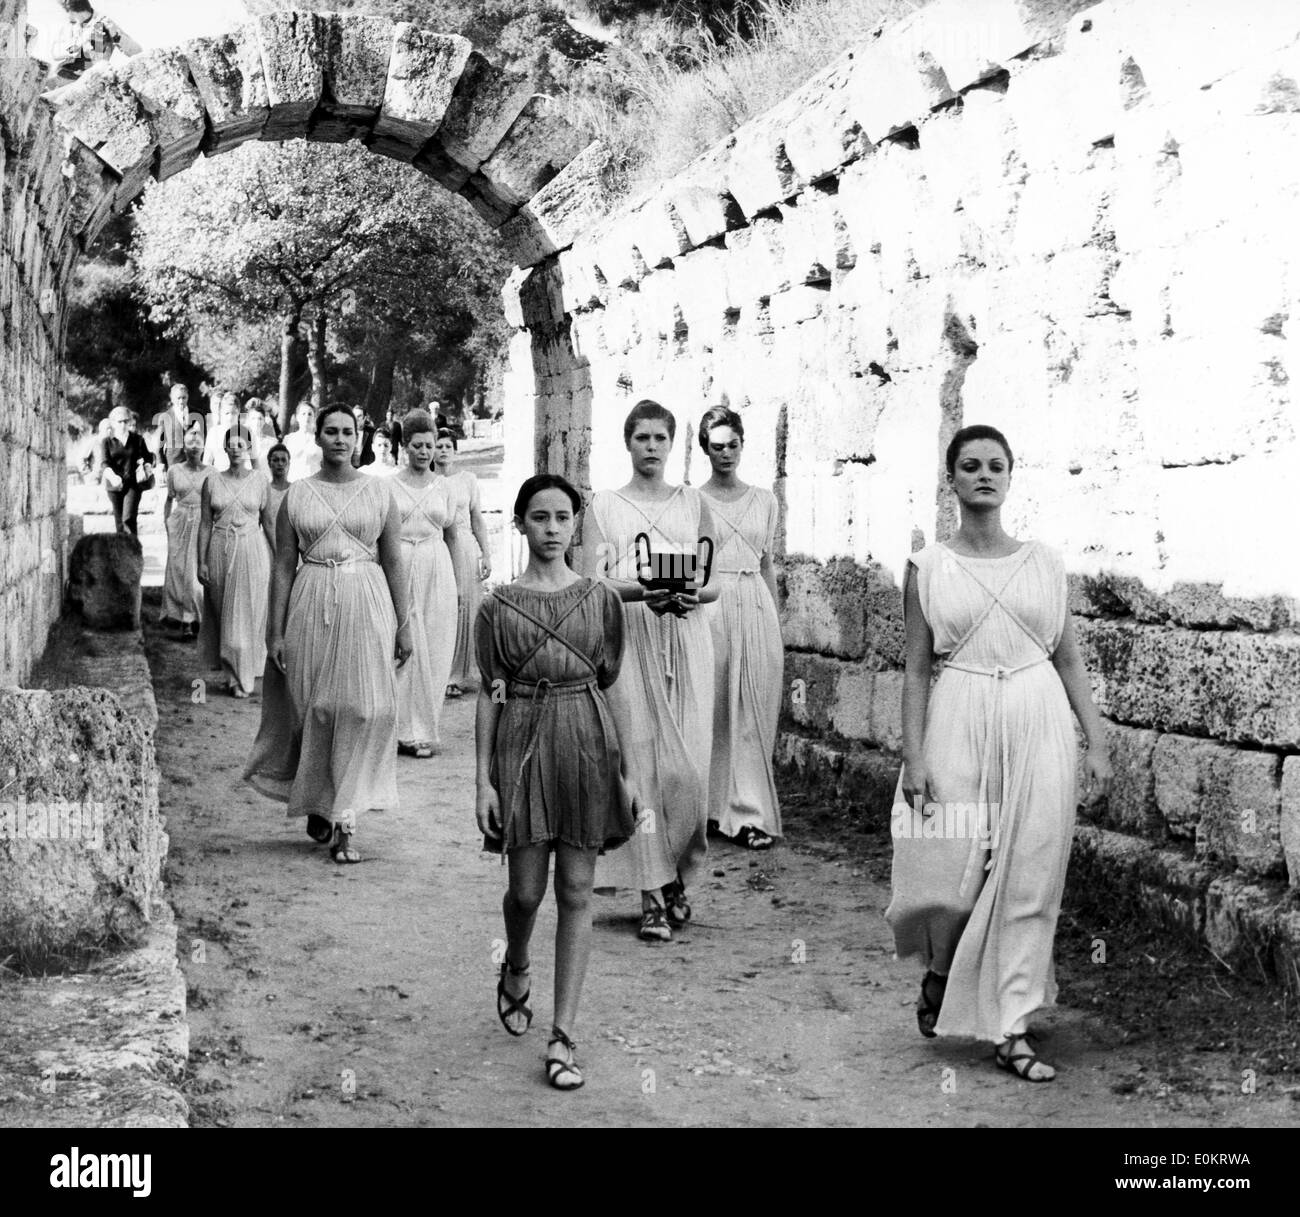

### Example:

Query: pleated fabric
xmin=700 ymin=486 xmax=783 ymax=839
xmin=162 ymin=462 xmax=209 ymax=625
xmin=243 ymin=476 xmax=400 ymax=823
xmin=200 ymin=470 xmax=269 ymax=694
xmin=266 ymin=484 xmax=289 ymax=553
xmin=590 ymin=485 xmax=715 ymax=893
xmin=443 ymin=469 xmax=484 ymax=689
xmin=885 ymin=540 xmax=1077 ymax=1042
xmin=475 ymin=578 xmax=634 ymax=851
xmin=392 ymin=476 xmax=458 ymax=748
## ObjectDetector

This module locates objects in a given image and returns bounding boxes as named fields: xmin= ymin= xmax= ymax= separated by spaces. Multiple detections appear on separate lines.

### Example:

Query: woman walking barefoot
xmin=886 ymin=425 xmax=1113 ymax=1082
xmin=435 ymin=430 xmax=491 ymax=696
xmin=581 ymin=400 xmax=720 ymax=942
xmin=244 ymin=406 xmax=413 ymax=862
xmin=393 ymin=411 xmax=458 ymax=758
xmin=698 ymin=407 xmax=783 ymax=851
xmin=161 ymin=426 xmax=209 ymax=639
xmin=477 ymin=474 xmax=635 ymax=1089
xmin=197 ymin=428 xmax=273 ymax=697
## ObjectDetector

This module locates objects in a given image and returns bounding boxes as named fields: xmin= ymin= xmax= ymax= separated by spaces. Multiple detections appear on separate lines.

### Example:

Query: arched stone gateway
xmin=44 ymin=10 xmax=610 ymax=266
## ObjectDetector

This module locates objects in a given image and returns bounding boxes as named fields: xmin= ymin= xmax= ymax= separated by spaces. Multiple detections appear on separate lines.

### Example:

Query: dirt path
xmin=139 ymin=612 xmax=1295 ymax=1128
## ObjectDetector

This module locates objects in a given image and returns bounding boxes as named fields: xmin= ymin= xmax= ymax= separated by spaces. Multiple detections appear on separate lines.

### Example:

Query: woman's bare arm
xmin=900 ymin=563 xmax=934 ymax=810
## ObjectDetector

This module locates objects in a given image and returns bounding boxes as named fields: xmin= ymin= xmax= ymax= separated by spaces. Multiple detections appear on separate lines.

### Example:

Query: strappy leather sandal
xmin=995 ymin=1033 xmax=1056 ymax=1082
xmin=496 ymin=955 xmax=533 ymax=1036
xmin=916 ymin=970 xmax=947 ymax=1039
xmin=545 ymin=1027 xmax=584 ymax=1091
xmin=329 ymin=826 xmax=361 ymax=864
xmin=306 ymin=814 xmax=333 ymax=844
xmin=639 ymin=903 xmax=672 ymax=942
xmin=661 ymin=875 xmax=691 ymax=928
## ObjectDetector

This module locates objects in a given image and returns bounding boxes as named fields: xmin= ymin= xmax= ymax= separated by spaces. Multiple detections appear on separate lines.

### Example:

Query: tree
xmin=133 ymin=140 xmax=511 ymax=429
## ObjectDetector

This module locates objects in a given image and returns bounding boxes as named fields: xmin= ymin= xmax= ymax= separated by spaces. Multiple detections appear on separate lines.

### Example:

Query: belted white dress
xmin=244 ymin=476 xmax=400 ymax=825
xmin=885 ymin=540 xmax=1077 ymax=1042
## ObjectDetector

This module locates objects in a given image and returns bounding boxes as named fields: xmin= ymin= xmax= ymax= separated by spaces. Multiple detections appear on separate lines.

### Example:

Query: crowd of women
xmin=135 ymin=387 xmax=1113 ymax=1096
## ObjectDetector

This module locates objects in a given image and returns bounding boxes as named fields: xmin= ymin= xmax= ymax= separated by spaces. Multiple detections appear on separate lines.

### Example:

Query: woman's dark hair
xmin=374 ymin=425 xmax=392 ymax=442
xmin=698 ymin=406 xmax=744 ymax=451
xmin=224 ymin=425 xmax=255 ymax=450
xmin=623 ymin=399 xmax=676 ymax=445
xmin=266 ymin=442 xmax=289 ymax=461
xmin=945 ymin=425 xmax=1014 ymax=476
xmin=513 ymin=474 xmax=582 ymax=520
xmin=315 ymin=405 xmax=356 ymax=435
xmin=436 ymin=427 xmax=457 ymax=443
xmin=402 ymin=410 xmax=435 ymax=442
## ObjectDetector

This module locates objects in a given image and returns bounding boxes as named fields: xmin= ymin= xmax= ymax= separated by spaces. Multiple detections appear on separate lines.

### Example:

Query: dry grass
xmin=569 ymin=0 xmax=930 ymax=199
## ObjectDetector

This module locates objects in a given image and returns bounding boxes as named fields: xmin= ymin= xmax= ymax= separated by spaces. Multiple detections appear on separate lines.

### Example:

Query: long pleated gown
xmin=700 ymin=486 xmax=783 ymax=840
xmin=200 ymin=470 xmax=269 ymax=694
xmin=885 ymin=540 xmax=1077 ymax=1042
xmin=393 ymin=477 xmax=458 ymax=748
xmin=591 ymin=485 xmax=715 ymax=893
xmin=444 ymin=469 xmax=485 ymax=690
xmin=162 ymin=462 xmax=209 ymax=626
xmin=244 ymin=477 xmax=400 ymax=824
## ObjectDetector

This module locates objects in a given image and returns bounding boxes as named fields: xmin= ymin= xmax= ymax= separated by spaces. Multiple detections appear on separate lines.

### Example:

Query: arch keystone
xmin=475 ymin=94 xmax=591 ymax=212
xmin=315 ymin=13 xmax=396 ymax=143
xmin=436 ymin=50 xmax=535 ymax=174
xmin=497 ymin=140 xmax=614 ymax=267
xmin=255 ymin=10 xmax=325 ymax=141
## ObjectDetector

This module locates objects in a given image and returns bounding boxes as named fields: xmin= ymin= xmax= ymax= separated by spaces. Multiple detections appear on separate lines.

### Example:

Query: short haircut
xmin=436 ymin=428 xmax=457 ymax=443
xmin=513 ymin=474 xmax=582 ymax=520
xmin=224 ymin=425 xmax=255 ymax=449
xmin=314 ymin=405 xmax=355 ymax=435
xmin=623 ymin=399 xmax=676 ymax=446
xmin=62 ymin=1 xmax=94 ymax=14
xmin=266 ymin=443 xmax=289 ymax=461
xmin=401 ymin=410 xmax=436 ymax=443
xmin=698 ymin=405 xmax=744 ymax=451
xmin=945 ymin=425 xmax=1014 ymax=476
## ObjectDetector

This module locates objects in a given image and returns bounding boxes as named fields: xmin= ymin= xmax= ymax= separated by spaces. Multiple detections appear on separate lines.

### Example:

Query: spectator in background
xmin=153 ymin=382 xmax=202 ymax=471
xmin=49 ymin=1 xmax=141 ymax=84
xmin=283 ymin=402 xmax=322 ymax=483
xmin=95 ymin=405 xmax=154 ymax=536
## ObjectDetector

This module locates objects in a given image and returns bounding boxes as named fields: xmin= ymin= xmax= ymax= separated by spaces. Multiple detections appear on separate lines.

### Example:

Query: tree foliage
xmin=132 ymin=139 xmax=513 ymax=423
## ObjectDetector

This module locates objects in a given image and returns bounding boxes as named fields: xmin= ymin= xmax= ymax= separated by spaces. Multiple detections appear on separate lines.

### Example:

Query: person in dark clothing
xmin=95 ymin=405 xmax=154 ymax=536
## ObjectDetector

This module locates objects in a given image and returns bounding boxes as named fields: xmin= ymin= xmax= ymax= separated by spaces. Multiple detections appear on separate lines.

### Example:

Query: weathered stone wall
xmin=500 ymin=0 xmax=1300 ymax=982
xmin=0 ymin=0 xmax=72 ymax=684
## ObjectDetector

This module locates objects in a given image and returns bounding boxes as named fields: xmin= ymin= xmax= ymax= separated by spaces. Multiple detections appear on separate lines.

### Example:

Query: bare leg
xmin=552 ymin=844 xmax=598 ymax=1035
xmin=501 ymin=844 xmax=549 ymax=1022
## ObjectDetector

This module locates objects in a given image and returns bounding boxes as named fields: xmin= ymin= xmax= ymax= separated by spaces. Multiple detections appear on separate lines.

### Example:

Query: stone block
xmin=782 ymin=53 xmax=872 ymax=186
xmin=664 ymin=172 xmax=745 ymax=249
xmin=1197 ymin=747 xmax=1284 ymax=880
xmin=724 ymin=100 xmax=800 ymax=219
xmin=437 ymin=50 xmax=534 ymax=173
xmin=118 ymin=48 xmax=206 ymax=182
xmin=313 ymin=12 xmax=394 ymax=142
xmin=1077 ymin=619 xmax=1300 ymax=748
xmin=0 ymin=687 xmax=164 ymax=958
xmin=45 ymin=63 xmax=157 ymax=177
xmin=1282 ymin=757 xmax=1300 ymax=889
xmin=254 ymin=10 xmax=324 ymax=141
xmin=496 ymin=140 xmax=614 ymax=266
xmin=1089 ymin=721 xmax=1160 ymax=834
xmin=410 ymin=139 xmax=471 ymax=192
xmin=183 ymin=26 xmax=271 ymax=152
xmin=371 ymin=25 xmax=471 ymax=159
xmin=66 ymin=534 xmax=142 ymax=630
xmin=60 ymin=137 xmax=116 ymax=251
xmin=476 ymin=95 xmax=592 ymax=213
xmin=843 ymin=36 xmax=955 ymax=146
xmin=781 ymin=556 xmax=904 ymax=665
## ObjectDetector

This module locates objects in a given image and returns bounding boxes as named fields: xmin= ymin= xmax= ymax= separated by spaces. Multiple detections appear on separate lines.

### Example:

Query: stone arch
xmin=45 ymin=11 xmax=610 ymax=267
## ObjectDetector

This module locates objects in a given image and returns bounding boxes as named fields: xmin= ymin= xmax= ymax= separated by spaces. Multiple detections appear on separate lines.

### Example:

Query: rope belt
xmin=302 ymin=554 xmax=374 ymax=627
xmin=940 ymin=653 xmax=1051 ymax=895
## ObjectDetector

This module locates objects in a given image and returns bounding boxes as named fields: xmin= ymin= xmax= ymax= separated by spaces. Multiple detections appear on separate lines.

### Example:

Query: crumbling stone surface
xmin=67 ymin=534 xmax=143 ymax=631
xmin=0 ymin=686 xmax=165 ymax=959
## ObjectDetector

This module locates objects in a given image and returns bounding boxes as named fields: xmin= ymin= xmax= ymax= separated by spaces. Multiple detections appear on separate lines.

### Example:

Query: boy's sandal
xmin=916 ymin=970 xmax=947 ymax=1039
xmin=995 ymin=1033 xmax=1055 ymax=1082
xmin=329 ymin=826 xmax=362 ymax=865
xmin=734 ymin=825 xmax=775 ymax=851
xmin=545 ymin=1027 xmax=584 ymax=1091
xmin=496 ymin=956 xmax=533 ymax=1037
xmin=306 ymin=814 xmax=334 ymax=844
xmin=638 ymin=904 xmax=672 ymax=942
xmin=661 ymin=876 xmax=691 ymax=928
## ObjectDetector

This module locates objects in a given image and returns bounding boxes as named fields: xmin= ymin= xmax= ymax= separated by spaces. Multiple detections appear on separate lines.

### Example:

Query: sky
xmin=27 ymin=0 xmax=251 ymax=52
